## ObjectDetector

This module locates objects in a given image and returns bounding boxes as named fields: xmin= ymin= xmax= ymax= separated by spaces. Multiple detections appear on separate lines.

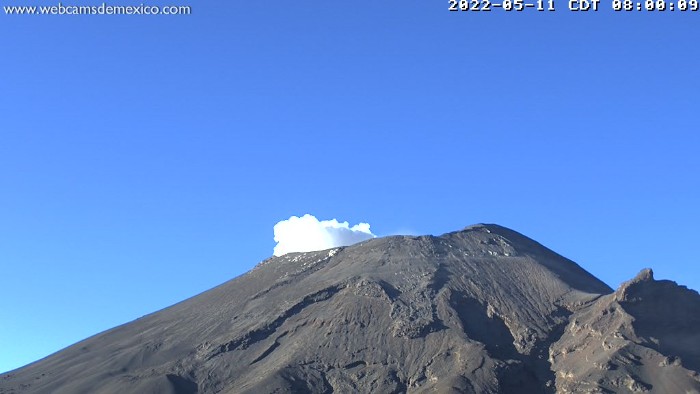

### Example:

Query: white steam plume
xmin=273 ymin=214 xmax=375 ymax=256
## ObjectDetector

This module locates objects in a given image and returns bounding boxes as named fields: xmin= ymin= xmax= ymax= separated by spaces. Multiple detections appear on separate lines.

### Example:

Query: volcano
xmin=2 ymin=224 xmax=699 ymax=393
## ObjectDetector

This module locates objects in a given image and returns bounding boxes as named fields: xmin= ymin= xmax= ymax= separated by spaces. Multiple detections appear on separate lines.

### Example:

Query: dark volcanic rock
xmin=1 ymin=224 xmax=698 ymax=394
xmin=551 ymin=269 xmax=700 ymax=393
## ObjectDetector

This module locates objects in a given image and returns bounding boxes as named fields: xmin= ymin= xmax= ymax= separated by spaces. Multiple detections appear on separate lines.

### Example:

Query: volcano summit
xmin=2 ymin=224 xmax=699 ymax=393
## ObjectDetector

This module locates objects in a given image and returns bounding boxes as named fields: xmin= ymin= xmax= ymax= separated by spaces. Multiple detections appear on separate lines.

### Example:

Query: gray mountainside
xmin=2 ymin=224 xmax=699 ymax=393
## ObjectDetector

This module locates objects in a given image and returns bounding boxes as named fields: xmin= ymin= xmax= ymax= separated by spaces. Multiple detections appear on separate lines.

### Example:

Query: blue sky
xmin=1 ymin=0 xmax=698 ymax=373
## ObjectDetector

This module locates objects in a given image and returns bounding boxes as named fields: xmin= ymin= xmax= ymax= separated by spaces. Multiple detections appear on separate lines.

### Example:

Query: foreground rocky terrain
xmin=2 ymin=224 xmax=698 ymax=393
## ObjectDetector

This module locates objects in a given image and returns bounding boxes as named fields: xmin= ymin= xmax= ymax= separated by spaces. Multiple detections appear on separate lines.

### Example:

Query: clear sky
xmin=1 ymin=0 xmax=698 ymax=374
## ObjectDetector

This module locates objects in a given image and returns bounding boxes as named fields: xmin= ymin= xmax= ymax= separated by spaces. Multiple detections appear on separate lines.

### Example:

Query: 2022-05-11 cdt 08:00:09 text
xmin=449 ymin=0 xmax=699 ymax=11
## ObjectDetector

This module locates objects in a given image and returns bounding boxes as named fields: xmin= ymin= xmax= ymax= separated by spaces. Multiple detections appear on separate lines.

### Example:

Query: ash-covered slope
xmin=1 ymin=224 xmax=698 ymax=394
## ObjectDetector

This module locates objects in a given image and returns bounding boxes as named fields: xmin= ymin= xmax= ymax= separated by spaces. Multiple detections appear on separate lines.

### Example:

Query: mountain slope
xmin=1 ymin=224 xmax=698 ymax=394
xmin=551 ymin=268 xmax=700 ymax=393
